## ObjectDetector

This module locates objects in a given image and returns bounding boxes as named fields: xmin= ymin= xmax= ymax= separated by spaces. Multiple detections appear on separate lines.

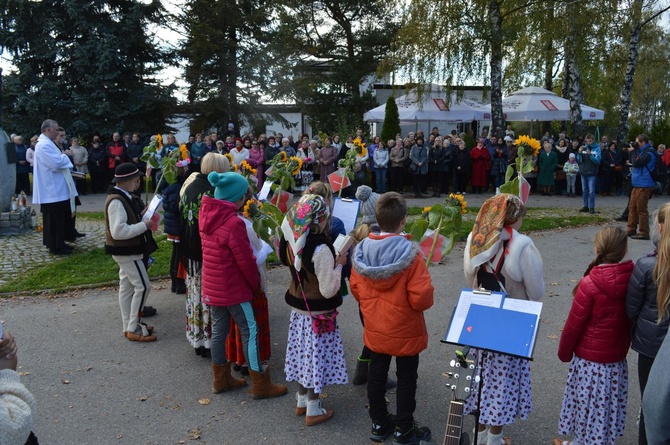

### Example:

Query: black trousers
xmin=368 ymin=351 xmax=419 ymax=432
xmin=638 ymin=353 xmax=655 ymax=445
xmin=41 ymin=200 xmax=72 ymax=252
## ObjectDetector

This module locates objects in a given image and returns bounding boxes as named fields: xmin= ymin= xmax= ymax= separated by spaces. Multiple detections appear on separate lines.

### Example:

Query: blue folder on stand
xmin=460 ymin=305 xmax=538 ymax=358
xmin=443 ymin=288 xmax=543 ymax=359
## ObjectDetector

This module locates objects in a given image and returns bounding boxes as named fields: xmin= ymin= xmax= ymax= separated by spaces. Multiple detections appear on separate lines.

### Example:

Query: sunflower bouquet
xmin=266 ymin=152 xmax=302 ymax=192
xmin=141 ymin=135 xmax=191 ymax=197
xmin=236 ymin=159 xmax=259 ymax=189
xmin=499 ymin=135 xmax=541 ymax=196
xmin=241 ymin=197 xmax=283 ymax=246
xmin=411 ymin=194 xmax=467 ymax=266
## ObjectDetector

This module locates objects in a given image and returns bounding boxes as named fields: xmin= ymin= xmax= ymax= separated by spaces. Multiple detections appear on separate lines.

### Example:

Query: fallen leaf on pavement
xmin=137 ymin=396 xmax=148 ymax=401
xmin=198 ymin=398 xmax=210 ymax=405
xmin=62 ymin=379 xmax=70 ymax=384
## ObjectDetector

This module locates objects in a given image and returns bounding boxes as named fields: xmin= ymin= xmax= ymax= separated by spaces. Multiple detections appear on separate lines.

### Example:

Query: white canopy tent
xmin=486 ymin=86 xmax=605 ymax=121
xmin=364 ymin=89 xmax=490 ymax=123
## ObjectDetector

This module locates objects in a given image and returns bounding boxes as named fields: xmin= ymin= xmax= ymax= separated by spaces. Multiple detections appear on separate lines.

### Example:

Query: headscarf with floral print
xmin=469 ymin=193 xmax=525 ymax=269
xmin=281 ymin=194 xmax=330 ymax=271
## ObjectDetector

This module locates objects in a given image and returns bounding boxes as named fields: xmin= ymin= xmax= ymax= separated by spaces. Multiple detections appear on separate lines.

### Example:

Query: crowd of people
xmin=4 ymin=119 xmax=670 ymax=445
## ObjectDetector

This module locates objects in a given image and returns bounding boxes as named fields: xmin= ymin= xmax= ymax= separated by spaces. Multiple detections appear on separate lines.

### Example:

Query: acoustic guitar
xmin=421 ymin=355 xmax=477 ymax=445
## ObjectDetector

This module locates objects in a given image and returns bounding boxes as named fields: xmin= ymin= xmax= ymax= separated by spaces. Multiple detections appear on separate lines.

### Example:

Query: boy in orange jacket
xmin=350 ymin=192 xmax=435 ymax=445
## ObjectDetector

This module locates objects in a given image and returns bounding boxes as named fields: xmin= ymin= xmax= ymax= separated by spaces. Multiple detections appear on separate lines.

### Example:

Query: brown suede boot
xmin=211 ymin=362 xmax=247 ymax=394
xmin=249 ymin=368 xmax=288 ymax=399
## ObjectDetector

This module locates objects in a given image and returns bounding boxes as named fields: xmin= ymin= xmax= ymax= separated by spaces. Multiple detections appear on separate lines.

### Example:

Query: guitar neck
xmin=442 ymin=400 xmax=464 ymax=445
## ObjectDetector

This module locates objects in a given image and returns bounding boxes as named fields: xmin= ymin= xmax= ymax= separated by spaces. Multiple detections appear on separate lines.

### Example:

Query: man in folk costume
xmin=105 ymin=163 xmax=158 ymax=342
xmin=463 ymin=193 xmax=544 ymax=445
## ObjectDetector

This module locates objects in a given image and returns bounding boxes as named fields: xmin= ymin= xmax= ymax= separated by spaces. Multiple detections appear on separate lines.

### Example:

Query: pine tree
xmin=0 ymin=0 xmax=174 ymax=137
xmin=380 ymin=95 xmax=400 ymax=144
xmin=180 ymin=0 xmax=275 ymax=136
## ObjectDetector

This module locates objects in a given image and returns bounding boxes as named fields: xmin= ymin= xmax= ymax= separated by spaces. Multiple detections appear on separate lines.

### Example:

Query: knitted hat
xmin=112 ymin=162 xmax=143 ymax=183
xmin=356 ymin=185 xmax=380 ymax=225
xmin=208 ymin=171 xmax=248 ymax=202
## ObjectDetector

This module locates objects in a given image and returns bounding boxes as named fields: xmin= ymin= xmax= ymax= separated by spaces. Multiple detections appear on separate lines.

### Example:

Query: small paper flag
xmin=419 ymin=229 xmax=447 ymax=263
xmin=327 ymin=169 xmax=351 ymax=192
xmin=270 ymin=190 xmax=292 ymax=213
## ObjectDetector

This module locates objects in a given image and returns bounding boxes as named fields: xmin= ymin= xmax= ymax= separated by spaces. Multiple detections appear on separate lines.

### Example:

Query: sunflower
xmin=289 ymin=156 xmax=303 ymax=175
xmin=447 ymin=193 xmax=468 ymax=214
xmin=233 ymin=164 xmax=239 ymax=172
xmin=179 ymin=144 xmax=189 ymax=160
xmin=514 ymin=135 xmax=541 ymax=157
xmin=242 ymin=198 xmax=263 ymax=218
xmin=280 ymin=152 xmax=288 ymax=162
xmin=422 ymin=206 xmax=432 ymax=215
xmin=224 ymin=153 xmax=233 ymax=165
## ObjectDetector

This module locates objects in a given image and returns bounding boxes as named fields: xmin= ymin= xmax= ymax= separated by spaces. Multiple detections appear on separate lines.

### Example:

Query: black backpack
xmin=645 ymin=150 xmax=666 ymax=182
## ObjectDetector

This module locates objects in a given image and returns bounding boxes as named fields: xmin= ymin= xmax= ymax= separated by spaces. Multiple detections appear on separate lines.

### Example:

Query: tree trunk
xmin=617 ymin=23 xmax=641 ymax=143
xmin=489 ymin=0 xmax=505 ymax=137
xmin=565 ymin=4 xmax=584 ymax=137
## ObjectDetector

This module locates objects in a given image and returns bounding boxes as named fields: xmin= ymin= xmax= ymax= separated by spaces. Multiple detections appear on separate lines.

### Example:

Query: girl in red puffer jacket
xmin=554 ymin=227 xmax=634 ymax=445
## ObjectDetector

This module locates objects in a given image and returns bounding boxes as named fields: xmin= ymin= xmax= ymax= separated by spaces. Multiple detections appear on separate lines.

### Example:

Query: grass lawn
xmin=0 ymin=207 xmax=608 ymax=295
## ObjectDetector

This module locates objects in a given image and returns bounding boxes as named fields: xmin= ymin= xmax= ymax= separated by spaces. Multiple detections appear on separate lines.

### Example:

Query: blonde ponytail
xmin=653 ymin=203 xmax=670 ymax=322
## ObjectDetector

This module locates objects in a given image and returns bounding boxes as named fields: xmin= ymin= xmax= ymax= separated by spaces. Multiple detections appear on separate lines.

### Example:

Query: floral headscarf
xmin=281 ymin=194 xmax=330 ymax=271
xmin=469 ymin=193 xmax=525 ymax=269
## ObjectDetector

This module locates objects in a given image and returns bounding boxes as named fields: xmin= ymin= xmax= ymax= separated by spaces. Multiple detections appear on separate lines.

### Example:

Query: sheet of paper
xmin=142 ymin=195 xmax=163 ymax=222
xmin=446 ymin=289 xmax=503 ymax=343
xmin=502 ymin=299 xmax=543 ymax=316
xmin=258 ymin=180 xmax=273 ymax=201
xmin=333 ymin=198 xmax=360 ymax=235
xmin=503 ymin=299 xmax=543 ymax=355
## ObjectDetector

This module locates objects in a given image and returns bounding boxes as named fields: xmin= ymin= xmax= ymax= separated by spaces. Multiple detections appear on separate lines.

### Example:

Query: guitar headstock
xmin=444 ymin=355 xmax=477 ymax=402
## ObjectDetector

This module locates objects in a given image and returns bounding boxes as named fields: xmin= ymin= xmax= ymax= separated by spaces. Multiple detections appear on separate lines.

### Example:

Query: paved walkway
xmin=0 ymin=190 xmax=656 ymax=289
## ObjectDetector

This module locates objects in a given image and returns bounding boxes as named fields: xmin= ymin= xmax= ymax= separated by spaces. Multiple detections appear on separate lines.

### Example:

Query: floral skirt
xmin=558 ymin=356 xmax=628 ymax=445
xmin=185 ymin=260 xmax=211 ymax=349
xmin=284 ymin=310 xmax=348 ymax=393
xmin=226 ymin=291 xmax=271 ymax=365
xmin=464 ymin=349 xmax=532 ymax=426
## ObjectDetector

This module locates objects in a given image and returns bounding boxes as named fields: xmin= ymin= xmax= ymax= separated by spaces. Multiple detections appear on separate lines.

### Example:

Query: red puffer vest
xmin=558 ymin=260 xmax=634 ymax=363
xmin=198 ymin=195 xmax=259 ymax=307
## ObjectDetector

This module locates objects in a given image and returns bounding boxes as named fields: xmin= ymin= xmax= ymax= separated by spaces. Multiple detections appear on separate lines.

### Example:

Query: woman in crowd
xmin=230 ymin=138 xmax=249 ymax=166
xmin=248 ymin=140 xmax=265 ymax=184
xmin=453 ymin=139 xmax=471 ymax=194
xmin=295 ymin=139 xmax=311 ymax=193
xmin=190 ymin=133 xmax=206 ymax=173
xmin=280 ymin=194 xmax=348 ymax=426
xmin=319 ymin=138 xmax=338 ymax=185
xmin=409 ymin=136 xmax=429 ymax=198
xmin=428 ymin=136 xmax=446 ymax=197
xmin=537 ymin=140 xmax=558 ymax=196
xmin=310 ymin=139 xmax=322 ymax=182
xmin=490 ymin=139 xmax=508 ymax=194
xmin=179 ymin=153 xmax=230 ymax=358
xmin=464 ymin=194 xmax=544 ymax=445
xmin=87 ymin=139 xmax=108 ymax=193
xmin=627 ymin=203 xmax=670 ymax=445
xmin=70 ymin=137 xmax=89 ymax=196
xmin=554 ymin=138 xmax=572 ymax=195
xmin=373 ymin=140 xmax=389 ymax=193
xmin=470 ymin=139 xmax=491 ymax=194
xmin=14 ymin=136 xmax=31 ymax=195
xmin=388 ymin=139 xmax=406 ymax=193
xmin=555 ymin=227 xmax=633 ymax=445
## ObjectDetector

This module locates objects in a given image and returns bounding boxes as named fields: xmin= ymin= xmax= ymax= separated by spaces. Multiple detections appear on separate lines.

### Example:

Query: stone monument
xmin=0 ymin=129 xmax=15 ymax=212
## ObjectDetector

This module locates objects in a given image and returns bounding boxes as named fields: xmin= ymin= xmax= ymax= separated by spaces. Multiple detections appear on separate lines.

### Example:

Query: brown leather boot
xmin=211 ymin=362 xmax=247 ymax=394
xmin=249 ymin=368 xmax=288 ymax=399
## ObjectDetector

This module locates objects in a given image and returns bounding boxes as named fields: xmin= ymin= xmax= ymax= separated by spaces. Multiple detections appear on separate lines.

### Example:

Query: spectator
xmin=69 ymin=137 xmax=89 ymax=196
xmin=106 ymin=132 xmax=126 ymax=184
xmin=14 ymin=135 xmax=31 ymax=195
xmin=577 ymin=133 xmax=601 ymax=214
xmin=126 ymin=133 xmax=146 ymax=174
xmin=470 ymin=139 xmax=491 ymax=194
xmin=537 ymin=140 xmax=558 ymax=196
xmin=628 ymin=135 xmax=656 ymax=240
xmin=87 ymin=140 xmax=108 ymax=193
xmin=453 ymin=139 xmax=471 ymax=194
xmin=409 ymin=136 xmax=429 ymax=198
xmin=373 ymin=140 xmax=389 ymax=193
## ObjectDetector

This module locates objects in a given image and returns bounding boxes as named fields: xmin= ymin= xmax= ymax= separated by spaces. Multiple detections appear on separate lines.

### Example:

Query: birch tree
xmin=617 ymin=0 xmax=670 ymax=142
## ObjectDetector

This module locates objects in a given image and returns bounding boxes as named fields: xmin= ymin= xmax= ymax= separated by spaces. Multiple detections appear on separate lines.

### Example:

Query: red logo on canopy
xmin=540 ymin=100 xmax=558 ymax=111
